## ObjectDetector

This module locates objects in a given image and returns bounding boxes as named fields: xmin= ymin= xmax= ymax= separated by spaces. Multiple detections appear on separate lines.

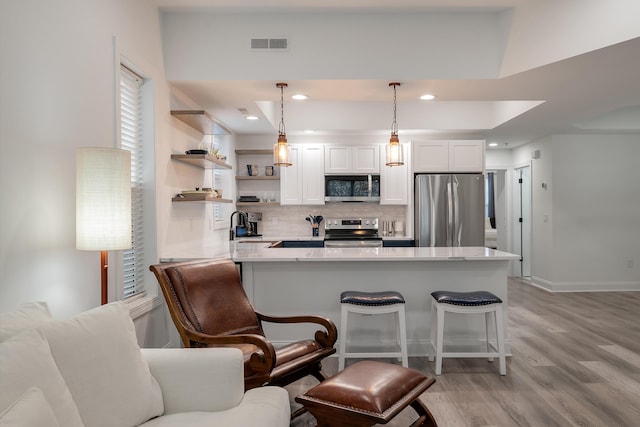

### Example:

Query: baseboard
xmin=530 ymin=276 xmax=640 ymax=292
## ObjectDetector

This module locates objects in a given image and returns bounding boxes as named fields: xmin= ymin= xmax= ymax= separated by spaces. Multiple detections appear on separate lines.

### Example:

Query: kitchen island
xmin=231 ymin=244 xmax=519 ymax=356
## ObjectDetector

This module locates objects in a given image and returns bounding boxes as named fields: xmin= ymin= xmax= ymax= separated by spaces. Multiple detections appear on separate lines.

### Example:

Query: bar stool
xmin=429 ymin=290 xmax=506 ymax=376
xmin=338 ymin=291 xmax=409 ymax=370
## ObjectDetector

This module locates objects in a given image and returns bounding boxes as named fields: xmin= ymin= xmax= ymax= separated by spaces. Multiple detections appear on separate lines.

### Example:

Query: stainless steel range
xmin=323 ymin=217 xmax=383 ymax=248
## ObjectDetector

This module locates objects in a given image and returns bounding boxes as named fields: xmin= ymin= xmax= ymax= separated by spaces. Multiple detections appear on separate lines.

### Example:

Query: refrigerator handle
xmin=447 ymin=180 xmax=454 ymax=246
xmin=451 ymin=179 xmax=460 ymax=246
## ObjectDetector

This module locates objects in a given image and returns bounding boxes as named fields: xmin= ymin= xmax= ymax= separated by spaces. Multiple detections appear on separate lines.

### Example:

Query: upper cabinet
xmin=413 ymin=140 xmax=485 ymax=173
xmin=379 ymin=144 xmax=409 ymax=205
xmin=325 ymin=145 xmax=379 ymax=174
xmin=280 ymin=145 xmax=325 ymax=205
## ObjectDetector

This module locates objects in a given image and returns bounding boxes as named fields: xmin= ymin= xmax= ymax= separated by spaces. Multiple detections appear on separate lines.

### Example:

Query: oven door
xmin=323 ymin=239 xmax=383 ymax=248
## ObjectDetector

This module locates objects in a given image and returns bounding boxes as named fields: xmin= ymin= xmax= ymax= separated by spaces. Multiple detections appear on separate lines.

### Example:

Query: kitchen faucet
xmin=229 ymin=210 xmax=248 ymax=241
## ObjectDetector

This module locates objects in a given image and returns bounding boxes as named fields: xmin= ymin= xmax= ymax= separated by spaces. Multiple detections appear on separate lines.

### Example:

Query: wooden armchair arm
xmin=182 ymin=329 xmax=277 ymax=375
xmin=255 ymin=312 xmax=338 ymax=348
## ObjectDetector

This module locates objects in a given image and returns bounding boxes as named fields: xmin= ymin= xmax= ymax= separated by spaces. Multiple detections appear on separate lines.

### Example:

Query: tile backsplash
xmin=243 ymin=204 xmax=407 ymax=238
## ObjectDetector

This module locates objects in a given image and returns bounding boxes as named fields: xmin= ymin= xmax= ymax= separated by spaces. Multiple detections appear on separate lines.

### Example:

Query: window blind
xmin=120 ymin=65 xmax=145 ymax=299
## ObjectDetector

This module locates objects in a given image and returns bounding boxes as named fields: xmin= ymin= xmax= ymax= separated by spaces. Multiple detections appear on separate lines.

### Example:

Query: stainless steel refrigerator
xmin=414 ymin=174 xmax=485 ymax=247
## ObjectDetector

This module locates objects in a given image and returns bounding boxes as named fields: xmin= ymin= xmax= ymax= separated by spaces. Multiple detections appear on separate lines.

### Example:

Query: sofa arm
xmin=141 ymin=348 xmax=244 ymax=415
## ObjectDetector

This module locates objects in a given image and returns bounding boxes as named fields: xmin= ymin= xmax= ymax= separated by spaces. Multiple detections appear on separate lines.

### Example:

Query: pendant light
xmin=273 ymin=82 xmax=292 ymax=167
xmin=385 ymin=82 xmax=404 ymax=166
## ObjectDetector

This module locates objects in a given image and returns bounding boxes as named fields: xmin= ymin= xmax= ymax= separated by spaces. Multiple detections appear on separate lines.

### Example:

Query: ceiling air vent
xmin=250 ymin=38 xmax=289 ymax=50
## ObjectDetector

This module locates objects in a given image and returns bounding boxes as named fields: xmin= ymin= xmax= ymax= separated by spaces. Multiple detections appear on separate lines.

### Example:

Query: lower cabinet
xmin=280 ymin=240 xmax=324 ymax=248
xmin=382 ymin=240 xmax=414 ymax=247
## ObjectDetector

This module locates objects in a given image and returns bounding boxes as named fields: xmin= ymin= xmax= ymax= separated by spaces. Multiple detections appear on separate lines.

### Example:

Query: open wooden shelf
xmin=235 ymin=149 xmax=272 ymax=155
xmin=235 ymin=176 xmax=279 ymax=180
xmin=171 ymin=110 xmax=230 ymax=135
xmin=236 ymin=202 xmax=280 ymax=207
xmin=171 ymin=154 xmax=232 ymax=170
xmin=172 ymin=195 xmax=233 ymax=204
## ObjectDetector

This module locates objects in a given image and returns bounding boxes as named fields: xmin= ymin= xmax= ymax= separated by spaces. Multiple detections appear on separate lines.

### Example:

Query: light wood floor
xmin=286 ymin=277 xmax=640 ymax=426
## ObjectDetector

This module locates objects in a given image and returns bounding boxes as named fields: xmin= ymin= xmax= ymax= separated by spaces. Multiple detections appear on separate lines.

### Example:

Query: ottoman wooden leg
xmin=409 ymin=398 xmax=438 ymax=427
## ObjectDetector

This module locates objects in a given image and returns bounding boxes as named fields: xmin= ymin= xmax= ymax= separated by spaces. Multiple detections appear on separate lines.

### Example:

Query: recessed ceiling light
xmin=419 ymin=94 xmax=436 ymax=100
xmin=303 ymin=130 xmax=315 ymax=134
xmin=245 ymin=115 xmax=259 ymax=120
xmin=488 ymin=142 xmax=498 ymax=147
xmin=292 ymin=94 xmax=308 ymax=100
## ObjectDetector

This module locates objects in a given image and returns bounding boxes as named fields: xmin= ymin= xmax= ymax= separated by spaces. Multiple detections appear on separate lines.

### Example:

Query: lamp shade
xmin=76 ymin=148 xmax=132 ymax=251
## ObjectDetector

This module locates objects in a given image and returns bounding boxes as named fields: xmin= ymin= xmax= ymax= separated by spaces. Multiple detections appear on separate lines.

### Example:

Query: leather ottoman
xmin=295 ymin=361 xmax=438 ymax=426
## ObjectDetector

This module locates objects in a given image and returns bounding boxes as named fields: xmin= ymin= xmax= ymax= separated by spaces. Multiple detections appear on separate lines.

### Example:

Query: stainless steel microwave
xmin=324 ymin=175 xmax=380 ymax=202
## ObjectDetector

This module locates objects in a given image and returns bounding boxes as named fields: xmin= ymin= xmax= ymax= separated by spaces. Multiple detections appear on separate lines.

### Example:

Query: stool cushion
xmin=296 ymin=361 xmax=434 ymax=423
xmin=340 ymin=291 xmax=405 ymax=306
xmin=431 ymin=290 xmax=502 ymax=306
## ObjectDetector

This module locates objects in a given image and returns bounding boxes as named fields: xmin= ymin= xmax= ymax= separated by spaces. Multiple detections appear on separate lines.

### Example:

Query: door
xmin=514 ymin=166 xmax=532 ymax=276
xmin=414 ymin=174 xmax=449 ymax=247
xmin=451 ymin=174 xmax=485 ymax=246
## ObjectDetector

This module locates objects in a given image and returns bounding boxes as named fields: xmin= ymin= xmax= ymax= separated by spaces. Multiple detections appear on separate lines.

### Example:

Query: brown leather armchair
xmin=150 ymin=258 xmax=337 ymax=390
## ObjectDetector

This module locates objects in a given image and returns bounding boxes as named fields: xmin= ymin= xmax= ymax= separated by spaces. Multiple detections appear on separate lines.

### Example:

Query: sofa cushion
xmin=0 ymin=329 xmax=84 ymax=427
xmin=139 ymin=386 xmax=290 ymax=427
xmin=0 ymin=302 xmax=51 ymax=342
xmin=0 ymin=387 xmax=60 ymax=427
xmin=39 ymin=301 xmax=163 ymax=427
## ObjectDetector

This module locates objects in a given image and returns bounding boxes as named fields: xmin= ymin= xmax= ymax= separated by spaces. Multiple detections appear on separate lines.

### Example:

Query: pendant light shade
xmin=385 ymin=82 xmax=404 ymax=167
xmin=273 ymin=82 xmax=292 ymax=167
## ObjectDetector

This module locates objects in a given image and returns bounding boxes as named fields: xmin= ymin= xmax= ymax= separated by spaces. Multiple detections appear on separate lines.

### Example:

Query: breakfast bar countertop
xmin=230 ymin=244 xmax=520 ymax=263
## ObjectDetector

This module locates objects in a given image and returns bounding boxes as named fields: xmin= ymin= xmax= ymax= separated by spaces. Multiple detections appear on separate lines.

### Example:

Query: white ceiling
xmin=156 ymin=0 xmax=640 ymax=149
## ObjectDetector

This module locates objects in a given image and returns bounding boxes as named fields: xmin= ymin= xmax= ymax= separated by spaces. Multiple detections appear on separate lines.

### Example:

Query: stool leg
xmin=398 ymin=305 xmax=409 ymax=368
xmin=485 ymin=311 xmax=494 ymax=362
xmin=428 ymin=300 xmax=435 ymax=362
xmin=338 ymin=304 xmax=348 ymax=371
xmin=435 ymin=305 xmax=445 ymax=375
xmin=495 ymin=305 xmax=507 ymax=375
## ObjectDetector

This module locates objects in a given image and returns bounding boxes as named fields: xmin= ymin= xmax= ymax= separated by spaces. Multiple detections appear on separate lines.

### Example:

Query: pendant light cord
xmin=278 ymin=84 xmax=286 ymax=135
xmin=391 ymin=83 xmax=399 ymax=136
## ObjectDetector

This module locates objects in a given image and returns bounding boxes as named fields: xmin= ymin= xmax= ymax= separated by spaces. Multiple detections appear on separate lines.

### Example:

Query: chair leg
xmin=338 ymin=305 xmax=348 ymax=371
xmin=311 ymin=365 xmax=330 ymax=383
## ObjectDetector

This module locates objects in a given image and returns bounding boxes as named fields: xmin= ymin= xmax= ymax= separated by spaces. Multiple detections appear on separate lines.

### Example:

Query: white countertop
xmin=230 ymin=244 xmax=519 ymax=262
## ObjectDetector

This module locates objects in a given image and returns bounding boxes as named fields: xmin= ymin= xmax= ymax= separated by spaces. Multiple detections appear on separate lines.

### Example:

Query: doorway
xmin=514 ymin=165 xmax=531 ymax=277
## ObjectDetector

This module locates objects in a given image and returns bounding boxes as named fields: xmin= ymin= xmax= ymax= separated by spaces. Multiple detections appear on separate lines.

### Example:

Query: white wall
xmin=0 ymin=0 xmax=175 ymax=346
xmin=161 ymin=11 xmax=503 ymax=81
xmin=549 ymin=135 xmax=640 ymax=289
xmin=512 ymin=135 xmax=640 ymax=291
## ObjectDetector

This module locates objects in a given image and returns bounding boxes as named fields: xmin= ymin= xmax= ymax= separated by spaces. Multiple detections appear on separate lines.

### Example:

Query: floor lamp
xmin=76 ymin=148 xmax=131 ymax=305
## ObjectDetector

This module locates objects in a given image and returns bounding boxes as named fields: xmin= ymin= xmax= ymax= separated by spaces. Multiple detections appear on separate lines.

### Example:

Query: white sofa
xmin=0 ymin=301 xmax=290 ymax=427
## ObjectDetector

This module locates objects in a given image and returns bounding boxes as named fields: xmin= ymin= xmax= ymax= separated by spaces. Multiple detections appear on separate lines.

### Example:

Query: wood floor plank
xmin=599 ymin=344 xmax=640 ymax=370
xmin=287 ymin=278 xmax=640 ymax=426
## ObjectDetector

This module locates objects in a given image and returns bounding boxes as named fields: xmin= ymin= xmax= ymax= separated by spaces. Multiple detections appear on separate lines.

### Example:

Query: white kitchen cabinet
xmin=301 ymin=145 xmax=325 ymax=204
xmin=379 ymin=144 xmax=408 ymax=205
xmin=413 ymin=140 xmax=485 ymax=172
xmin=280 ymin=145 xmax=325 ymax=205
xmin=325 ymin=145 xmax=379 ymax=174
